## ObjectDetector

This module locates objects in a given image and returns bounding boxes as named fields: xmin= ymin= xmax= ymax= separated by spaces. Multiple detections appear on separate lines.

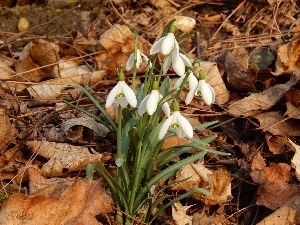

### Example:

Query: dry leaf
xmin=172 ymin=202 xmax=193 ymax=225
xmin=228 ymin=76 xmax=299 ymax=117
xmin=265 ymin=132 xmax=291 ymax=154
xmin=255 ymin=111 xmax=300 ymax=136
xmin=26 ymin=70 xmax=105 ymax=103
xmin=0 ymin=178 xmax=113 ymax=225
xmin=257 ymin=195 xmax=300 ymax=225
xmin=0 ymin=107 xmax=17 ymax=154
xmin=217 ymin=51 xmax=253 ymax=91
xmin=150 ymin=0 xmax=172 ymax=8
xmin=250 ymin=152 xmax=300 ymax=210
xmin=193 ymin=62 xmax=230 ymax=105
xmin=15 ymin=40 xmax=59 ymax=82
xmin=61 ymin=117 xmax=109 ymax=141
xmin=290 ymin=139 xmax=300 ymax=182
xmin=26 ymin=141 xmax=102 ymax=178
xmin=0 ymin=59 xmax=14 ymax=80
xmin=274 ymin=37 xmax=300 ymax=76
xmin=285 ymin=101 xmax=300 ymax=119
xmin=172 ymin=162 xmax=232 ymax=205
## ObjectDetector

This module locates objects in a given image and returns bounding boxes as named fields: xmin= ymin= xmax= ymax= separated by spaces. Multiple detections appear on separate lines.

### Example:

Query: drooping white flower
xmin=163 ymin=53 xmax=192 ymax=76
xmin=138 ymin=90 xmax=170 ymax=117
xmin=185 ymin=71 xmax=215 ymax=106
xmin=174 ymin=72 xmax=198 ymax=90
xmin=159 ymin=100 xmax=193 ymax=140
xmin=159 ymin=111 xmax=193 ymax=140
xmin=150 ymin=32 xmax=179 ymax=57
xmin=106 ymin=71 xmax=137 ymax=108
xmin=125 ymin=49 xmax=151 ymax=71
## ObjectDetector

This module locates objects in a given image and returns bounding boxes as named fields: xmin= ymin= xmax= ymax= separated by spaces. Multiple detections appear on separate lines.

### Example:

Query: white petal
xmin=199 ymin=80 xmax=214 ymax=105
xmin=176 ymin=128 xmax=186 ymax=138
xmin=207 ymin=83 xmax=216 ymax=104
xmin=172 ymin=39 xmax=180 ymax=62
xmin=162 ymin=102 xmax=170 ymax=117
xmin=159 ymin=115 xmax=174 ymax=140
xmin=177 ymin=114 xmax=193 ymax=138
xmin=179 ymin=53 xmax=192 ymax=67
xmin=138 ymin=94 xmax=150 ymax=116
xmin=136 ymin=49 xmax=142 ymax=69
xmin=172 ymin=56 xmax=186 ymax=76
xmin=188 ymin=73 xmax=198 ymax=89
xmin=161 ymin=33 xmax=175 ymax=55
xmin=150 ymin=37 xmax=164 ymax=55
xmin=162 ymin=55 xmax=172 ymax=75
xmin=185 ymin=84 xmax=197 ymax=105
xmin=125 ymin=53 xmax=134 ymax=71
xmin=105 ymin=83 xmax=120 ymax=108
xmin=118 ymin=97 xmax=129 ymax=108
xmin=174 ymin=76 xmax=184 ymax=89
xmin=147 ymin=90 xmax=160 ymax=115
xmin=121 ymin=82 xmax=137 ymax=107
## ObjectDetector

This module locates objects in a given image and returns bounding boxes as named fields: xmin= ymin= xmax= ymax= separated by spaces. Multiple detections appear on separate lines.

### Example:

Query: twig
xmin=210 ymin=0 xmax=246 ymax=41
xmin=0 ymin=5 xmax=81 ymax=49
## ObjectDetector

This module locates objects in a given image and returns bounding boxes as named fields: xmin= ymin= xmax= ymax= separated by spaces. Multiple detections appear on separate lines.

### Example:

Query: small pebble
xmin=18 ymin=17 xmax=30 ymax=32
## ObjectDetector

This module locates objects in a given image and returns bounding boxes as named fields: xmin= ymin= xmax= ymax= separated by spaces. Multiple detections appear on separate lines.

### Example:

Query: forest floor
xmin=0 ymin=0 xmax=300 ymax=224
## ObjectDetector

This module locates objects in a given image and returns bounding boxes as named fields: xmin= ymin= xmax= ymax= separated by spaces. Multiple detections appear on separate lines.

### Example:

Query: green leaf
xmin=86 ymin=164 xmax=95 ymax=181
xmin=134 ymin=151 xmax=206 ymax=211
xmin=192 ymin=120 xmax=218 ymax=130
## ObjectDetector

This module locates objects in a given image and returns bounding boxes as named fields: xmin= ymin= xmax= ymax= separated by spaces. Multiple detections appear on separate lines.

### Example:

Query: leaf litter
xmin=0 ymin=0 xmax=300 ymax=224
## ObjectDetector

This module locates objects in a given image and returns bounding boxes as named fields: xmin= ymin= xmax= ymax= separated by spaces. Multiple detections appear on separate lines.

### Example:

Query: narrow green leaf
xmin=86 ymin=164 xmax=95 ymax=181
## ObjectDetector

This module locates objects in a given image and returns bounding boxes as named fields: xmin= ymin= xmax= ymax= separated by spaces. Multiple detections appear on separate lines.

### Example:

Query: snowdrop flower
xmin=150 ymin=24 xmax=179 ymax=58
xmin=185 ymin=70 xmax=215 ymax=106
xmin=174 ymin=71 xmax=198 ymax=90
xmin=159 ymin=100 xmax=193 ymax=140
xmin=106 ymin=70 xmax=137 ymax=108
xmin=163 ymin=52 xmax=192 ymax=76
xmin=138 ymin=81 xmax=170 ymax=117
xmin=125 ymin=49 xmax=151 ymax=71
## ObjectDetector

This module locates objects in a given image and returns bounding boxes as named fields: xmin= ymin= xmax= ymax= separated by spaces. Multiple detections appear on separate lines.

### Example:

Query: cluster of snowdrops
xmin=81 ymin=21 xmax=224 ymax=224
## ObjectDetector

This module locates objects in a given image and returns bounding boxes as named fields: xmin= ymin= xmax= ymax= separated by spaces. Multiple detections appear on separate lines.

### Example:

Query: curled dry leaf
xmin=285 ymin=101 xmax=300 ymax=120
xmin=61 ymin=117 xmax=109 ymax=141
xmin=15 ymin=40 xmax=59 ymax=83
xmin=26 ymin=141 xmax=102 ymax=178
xmin=171 ymin=162 xmax=232 ymax=205
xmin=274 ymin=37 xmax=300 ymax=76
xmin=194 ymin=62 xmax=230 ymax=105
xmin=265 ymin=132 xmax=292 ymax=154
xmin=217 ymin=51 xmax=253 ymax=91
xmin=250 ymin=152 xmax=300 ymax=210
xmin=228 ymin=76 xmax=299 ymax=117
xmin=172 ymin=202 xmax=193 ymax=225
xmin=0 ymin=178 xmax=113 ymax=225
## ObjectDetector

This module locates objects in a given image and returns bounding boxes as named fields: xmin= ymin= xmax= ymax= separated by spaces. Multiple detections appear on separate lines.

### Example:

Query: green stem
xmin=131 ymin=28 xmax=139 ymax=90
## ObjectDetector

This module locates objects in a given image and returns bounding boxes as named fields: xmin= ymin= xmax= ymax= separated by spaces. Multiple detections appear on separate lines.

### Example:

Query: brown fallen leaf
xmin=257 ymin=195 xmax=300 ymax=225
xmin=171 ymin=162 xmax=232 ymax=205
xmin=255 ymin=111 xmax=300 ymax=136
xmin=15 ymin=40 xmax=59 ymax=82
xmin=61 ymin=117 xmax=109 ymax=141
xmin=250 ymin=152 xmax=300 ymax=210
xmin=26 ymin=70 xmax=105 ymax=103
xmin=0 ymin=107 xmax=17 ymax=155
xmin=217 ymin=51 xmax=253 ymax=91
xmin=227 ymin=76 xmax=299 ymax=117
xmin=274 ymin=37 xmax=300 ymax=76
xmin=285 ymin=101 xmax=300 ymax=120
xmin=172 ymin=202 xmax=193 ymax=225
xmin=26 ymin=141 xmax=102 ymax=178
xmin=290 ymin=140 xmax=300 ymax=182
xmin=265 ymin=132 xmax=291 ymax=154
xmin=0 ymin=178 xmax=113 ymax=225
